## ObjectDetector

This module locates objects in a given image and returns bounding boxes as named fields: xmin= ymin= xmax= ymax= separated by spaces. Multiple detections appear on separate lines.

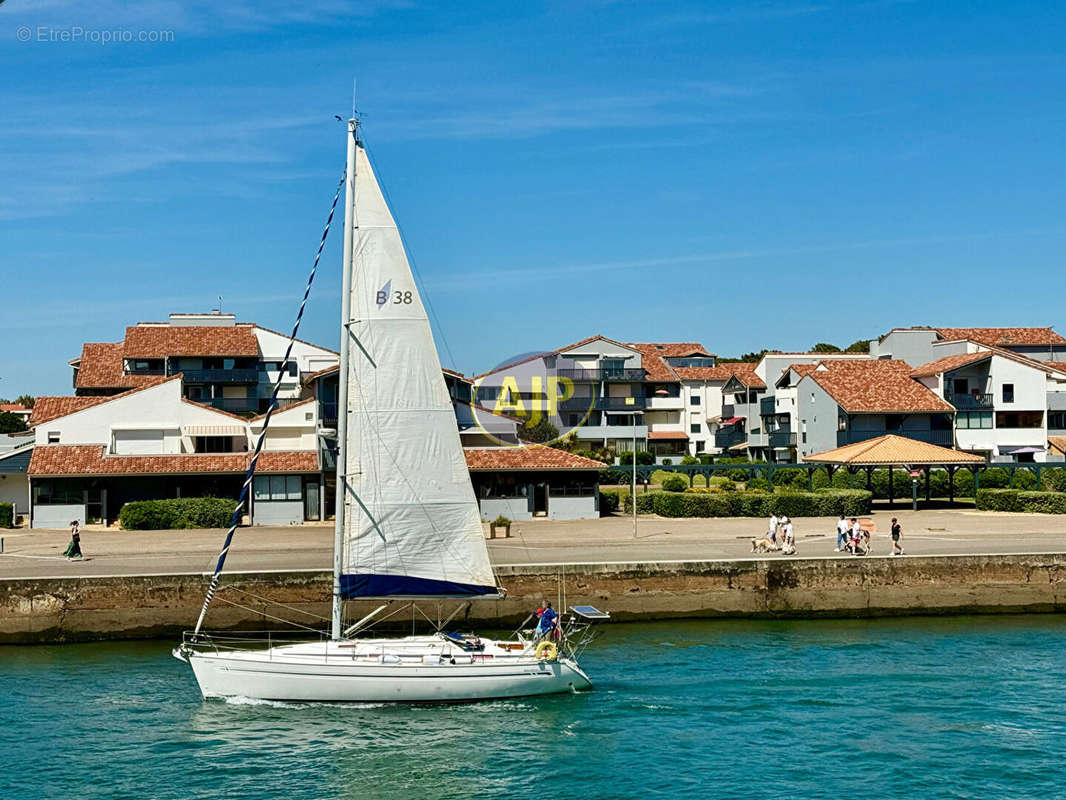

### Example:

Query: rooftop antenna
xmin=213 ymin=295 xmax=223 ymax=314
xmin=352 ymin=78 xmax=357 ymax=119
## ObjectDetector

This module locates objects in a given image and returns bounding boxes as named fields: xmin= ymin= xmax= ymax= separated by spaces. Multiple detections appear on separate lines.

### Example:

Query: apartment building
xmin=71 ymin=312 xmax=339 ymax=414
xmin=795 ymin=360 xmax=956 ymax=459
xmin=911 ymin=347 xmax=1066 ymax=462
xmin=27 ymin=376 xmax=323 ymax=528
xmin=870 ymin=326 xmax=1066 ymax=366
xmin=473 ymin=336 xmax=648 ymax=455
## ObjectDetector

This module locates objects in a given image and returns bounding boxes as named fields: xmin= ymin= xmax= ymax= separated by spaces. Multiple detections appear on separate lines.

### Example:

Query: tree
xmin=811 ymin=342 xmax=841 ymax=353
xmin=720 ymin=349 xmax=767 ymax=364
xmin=14 ymin=395 xmax=35 ymax=409
xmin=0 ymin=412 xmax=27 ymax=434
xmin=519 ymin=417 xmax=559 ymax=444
xmin=844 ymin=339 xmax=871 ymax=353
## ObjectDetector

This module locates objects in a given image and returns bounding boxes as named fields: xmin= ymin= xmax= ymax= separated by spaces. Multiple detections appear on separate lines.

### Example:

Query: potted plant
xmin=489 ymin=515 xmax=512 ymax=538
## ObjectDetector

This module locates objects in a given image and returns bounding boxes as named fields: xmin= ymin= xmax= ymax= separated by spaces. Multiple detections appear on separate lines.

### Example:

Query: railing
xmin=759 ymin=396 xmax=776 ymax=416
xmin=837 ymin=429 xmax=953 ymax=447
xmin=748 ymin=432 xmax=768 ymax=448
xmin=556 ymin=368 xmax=645 ymax=382
xmin=946 ymin=392 xmax=993 ymax=410
xmin=596 ymin=397 xmax=647 ymax=411
xmin=200 ymin=397 xmax=259 ymax=413
xmin=768 ymin=428 xmax=797 ymax=448
xmin=181 ymin=368 xmax=259 ymax=384
xmin=320 ymin=402 xmax=338 ymax=428
xmin=714 ymin=428 xmax=747 ymax=449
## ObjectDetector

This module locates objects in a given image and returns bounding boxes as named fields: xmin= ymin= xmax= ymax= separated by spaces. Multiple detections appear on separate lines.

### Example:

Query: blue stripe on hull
xmin=340 ymin=574 xmax=498 ymax=598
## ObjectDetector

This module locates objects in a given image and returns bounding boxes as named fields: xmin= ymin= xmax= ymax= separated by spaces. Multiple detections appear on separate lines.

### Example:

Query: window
xmin=187 ymin=386 xmax=204 ymax=400
xmin=253 ymin=475 xmax=302 ymax=501
xmin=47 ymin=431 xmax=60 ymax=444
xmin=690 ymin=423 xmax=701 ymax=434
xmin=1049 ymin=411 xmax=1066 ymax=430
xmin=690 ymin=395 xmax=701 ymax=406
xmin=287 ymin=362 xmax=298 ymax=377
xmin=195 ymin=436 xmax=232 ymax=453
xmin=1002 ymin=383 xmax=1014 ymax=403
xmin=996 ymin=410 xmax=1041 ymax=429
xmin=957 ymin=410 xmax=993 ymax=429
xmin=34 ymin=481 xmax=84 ymax=505
xmin=952 ymin=378 xmax=968 ymax=395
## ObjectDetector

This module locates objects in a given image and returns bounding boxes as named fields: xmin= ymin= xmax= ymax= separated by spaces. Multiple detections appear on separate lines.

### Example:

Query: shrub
xmin=621 ymin=491 xmax=656 ymax=515
xmin=662 ymin=475 xmax=688 ymax=493
xmin=697 ymin=454 xmax=716 ymax=465
xmin=810 ymin=468 xmax=830 ymax=491
xmin=119 ymin=497 xmax=240 ymax=530
xmin=618 ymin=450 xmax=656 ymax=466
xmin=748 ymin=476 xmax=770 ymax=492
xmin=599 ymin=489 xmax=621 ymax=514
xmin=1043 ymin=467 xmax=1066 ymax=493
xmin=774 ymin=468 xmax=809 ymax=490
xmin=980 ymin=467 xmax=1010 ymax=489
xmin=1012 ymin=470 xmax=1038 ymax=491
xmin=0 ymin=502 xmax=12 ymax=528
xmin=492 ymin=515 xmax=511 ymax=526
xmin=680 ymin=454 xmax=699 ymax=465
xmin=976 ymin=489 xmax=1066 ymax=514
xmin=628 ymin=488 xmax=872 ymax=518
xmin=953 ymin=469 xmax=975 ymax=498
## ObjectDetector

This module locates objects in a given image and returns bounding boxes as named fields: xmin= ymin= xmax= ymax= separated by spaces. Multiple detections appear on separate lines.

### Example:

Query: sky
xmin=2 ymin=0 xmax=1066 ymax=397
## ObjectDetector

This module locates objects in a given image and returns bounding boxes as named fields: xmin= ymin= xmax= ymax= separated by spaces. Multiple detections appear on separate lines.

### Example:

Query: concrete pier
xmin=3 ymin=553 xmax=1065 ymax=644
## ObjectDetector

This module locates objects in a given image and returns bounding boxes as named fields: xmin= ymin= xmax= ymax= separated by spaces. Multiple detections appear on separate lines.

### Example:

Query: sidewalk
xmin=0 ymin=509 xmax=1063 ymax=579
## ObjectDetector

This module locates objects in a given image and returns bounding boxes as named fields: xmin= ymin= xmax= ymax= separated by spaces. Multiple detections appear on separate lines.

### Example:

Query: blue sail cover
xmin=340 ymin=574 xmax=498 ymax=598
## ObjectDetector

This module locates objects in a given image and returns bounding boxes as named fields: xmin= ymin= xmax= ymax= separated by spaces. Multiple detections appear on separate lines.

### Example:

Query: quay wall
xmin=2 ymin=553 xmax=1066 ymax=644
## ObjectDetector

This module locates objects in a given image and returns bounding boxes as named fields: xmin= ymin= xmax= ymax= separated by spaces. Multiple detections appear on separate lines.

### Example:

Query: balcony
xmin=759 ymin=396 xmax=776 ymax=416
xmin=201 ymin=397 xmax=259 ymax=414
xmin=320 ymin=402 xmax=338 ymax=429
xmin=769 ymin=428 xmax=797 ymax=448
xmin=180 ymin=368 xmax=259 ymax=384
xmin=946 ymin=392 xmax=993 ymax=410
xmin=748 ymin=432 xmax=768 ymax=448
xmin=720 ymin=403 xmax=736 ymax=418
xmin=837 ymin=429 xmax=953 ymax=447
xmin=595 ymin=397 xmax=647 ymax=411
xmin=556 ymin=368 xmax=645 ymax=382
xmin=715 ymin=428 xmax=747 ymax=449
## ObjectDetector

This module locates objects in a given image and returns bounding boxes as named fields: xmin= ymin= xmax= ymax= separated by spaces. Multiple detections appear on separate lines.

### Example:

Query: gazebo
xmin=802 ymin=434 xmax=986 ymax=507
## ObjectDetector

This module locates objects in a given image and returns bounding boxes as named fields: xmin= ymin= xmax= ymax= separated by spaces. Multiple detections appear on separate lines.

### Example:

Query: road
xmin=1 ymin=510 xmax=1064 ymax=579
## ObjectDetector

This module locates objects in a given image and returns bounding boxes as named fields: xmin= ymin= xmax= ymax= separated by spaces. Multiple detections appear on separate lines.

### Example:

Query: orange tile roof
xmin=721 ymin=363 xmax=766 ymax=389
xmin=805 ymin=360 xmax=954 ymax=413
xmin=627 ymin=342 xmax=711 ymax=383
xmin=910 ymin=351 xmax=992 ymax=378
xmin=463 ymin=446 xmax=605 ymax=470
xmin=0 ymin=404 xmax=28 ymax=413
xmin=648 ymin=431 xmax=689 ymax=441
xmin=935 ymin=327 xmax=1066 ymax=347
xmin=29 ymin=445 xmax=317 ymax=476
xmin=31 ymin=376 xmax=179 ymax=426
xmin=802 ymin=434 xmax=984 ymax=465
xmin=673 ymin=365 xmax=735 ymax=381
xmin=249 ymin=397 xmax=315 ymax=422
xmin=73 ymin=342 xmax=168 ymax=390
xmin=123 ymin=324 xmax=260 ymax=358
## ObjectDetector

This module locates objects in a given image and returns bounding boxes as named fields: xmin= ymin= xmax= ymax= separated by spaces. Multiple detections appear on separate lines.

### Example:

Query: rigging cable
xmin=192 ymin=167 xmax=347 ymax=639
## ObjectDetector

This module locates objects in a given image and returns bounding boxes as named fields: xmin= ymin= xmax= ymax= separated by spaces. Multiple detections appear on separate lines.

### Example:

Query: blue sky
xmin=2 ymin=1 xmax=1066 ymax=396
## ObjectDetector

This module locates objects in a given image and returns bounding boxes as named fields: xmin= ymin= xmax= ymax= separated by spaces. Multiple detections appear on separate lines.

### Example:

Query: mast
xmin=332 ymin=118 xmax=358 ymax=640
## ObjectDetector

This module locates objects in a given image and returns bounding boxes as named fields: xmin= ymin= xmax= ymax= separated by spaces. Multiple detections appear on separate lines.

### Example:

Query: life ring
xmin=534 ymin=641 xmax=558 ymax=661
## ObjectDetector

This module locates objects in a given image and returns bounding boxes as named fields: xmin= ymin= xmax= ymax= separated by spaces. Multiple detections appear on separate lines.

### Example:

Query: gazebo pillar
xmin=947 ymin=465 xmax=957 ymax=506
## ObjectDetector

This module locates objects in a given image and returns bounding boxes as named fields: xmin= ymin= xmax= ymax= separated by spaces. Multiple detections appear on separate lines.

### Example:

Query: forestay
xmin=340 ymin=144 xmax=497 ymax=598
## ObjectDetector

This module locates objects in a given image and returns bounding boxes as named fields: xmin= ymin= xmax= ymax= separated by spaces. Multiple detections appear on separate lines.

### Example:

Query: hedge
xmin=0 ymin=502 xmax=12 ymax=528
xmin=599 ymin=489 xmax=621 ymax=515
xmin=119 ymin=497 xmax=240 ymax=530
xmin=623 ymin=488 xmax=871 ymax=518
xmin=975 ymin=489 xmax=1066 ymax=514
xmin=662 ymin=475 xmax=688 ymax=493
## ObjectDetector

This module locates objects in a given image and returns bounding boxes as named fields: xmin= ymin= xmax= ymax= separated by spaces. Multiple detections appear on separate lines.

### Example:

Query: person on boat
xmin=63 ymin=520 xmax=82 ymax=560
xmin=535 ymin=601 xmax=559 ymax=642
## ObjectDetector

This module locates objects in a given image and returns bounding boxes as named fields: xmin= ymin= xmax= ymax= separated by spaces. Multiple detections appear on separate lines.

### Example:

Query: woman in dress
xmin=63 ymin=520 xmax=82 ymax=560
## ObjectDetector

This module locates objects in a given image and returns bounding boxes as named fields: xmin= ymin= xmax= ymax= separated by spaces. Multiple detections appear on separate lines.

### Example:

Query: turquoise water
xmin=3 ymin=616 xmax=1066 ymax=799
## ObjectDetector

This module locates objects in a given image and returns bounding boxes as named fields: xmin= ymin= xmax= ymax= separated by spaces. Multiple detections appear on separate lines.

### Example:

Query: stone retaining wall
xmin=2 ymin=553 xmax=1065 ymax=644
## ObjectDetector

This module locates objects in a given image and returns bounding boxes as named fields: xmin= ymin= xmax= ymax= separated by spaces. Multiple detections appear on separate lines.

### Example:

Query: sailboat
xmin=174 ymin=119 xmax=605 ymax=702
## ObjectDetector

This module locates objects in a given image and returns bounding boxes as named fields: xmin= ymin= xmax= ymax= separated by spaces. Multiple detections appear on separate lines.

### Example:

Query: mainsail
xmin=339 ymin=140 xmax=497 ymax=598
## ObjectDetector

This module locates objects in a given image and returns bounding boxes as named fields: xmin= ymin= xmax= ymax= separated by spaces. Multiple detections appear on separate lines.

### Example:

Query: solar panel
xmin=569 ymin=605 xmax=611 ymax=619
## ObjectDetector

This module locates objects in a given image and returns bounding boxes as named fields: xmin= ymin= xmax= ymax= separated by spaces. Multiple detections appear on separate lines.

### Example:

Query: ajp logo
xmin=470 ymin=351 xmax=598 ymax=447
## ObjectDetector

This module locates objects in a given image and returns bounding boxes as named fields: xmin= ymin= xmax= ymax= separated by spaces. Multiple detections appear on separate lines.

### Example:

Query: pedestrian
xmin=63 ymin=519 xmax=83 ymax=560
xmin=781 ymin=516 xmax=795 ymax=554
xmin=835 ymin=514 xmax=849 ymax=552
xmin=890 ymin=517 xmax=904 ymax=556
xmin=768 ymin=513 xmax=780 ymax=545
xmin=848 ymin=517 xmax=863 ymax=555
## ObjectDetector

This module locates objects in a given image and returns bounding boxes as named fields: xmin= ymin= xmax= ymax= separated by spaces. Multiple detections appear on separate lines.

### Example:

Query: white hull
xmin=180 ymin=636 xmax=592 ymax=703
